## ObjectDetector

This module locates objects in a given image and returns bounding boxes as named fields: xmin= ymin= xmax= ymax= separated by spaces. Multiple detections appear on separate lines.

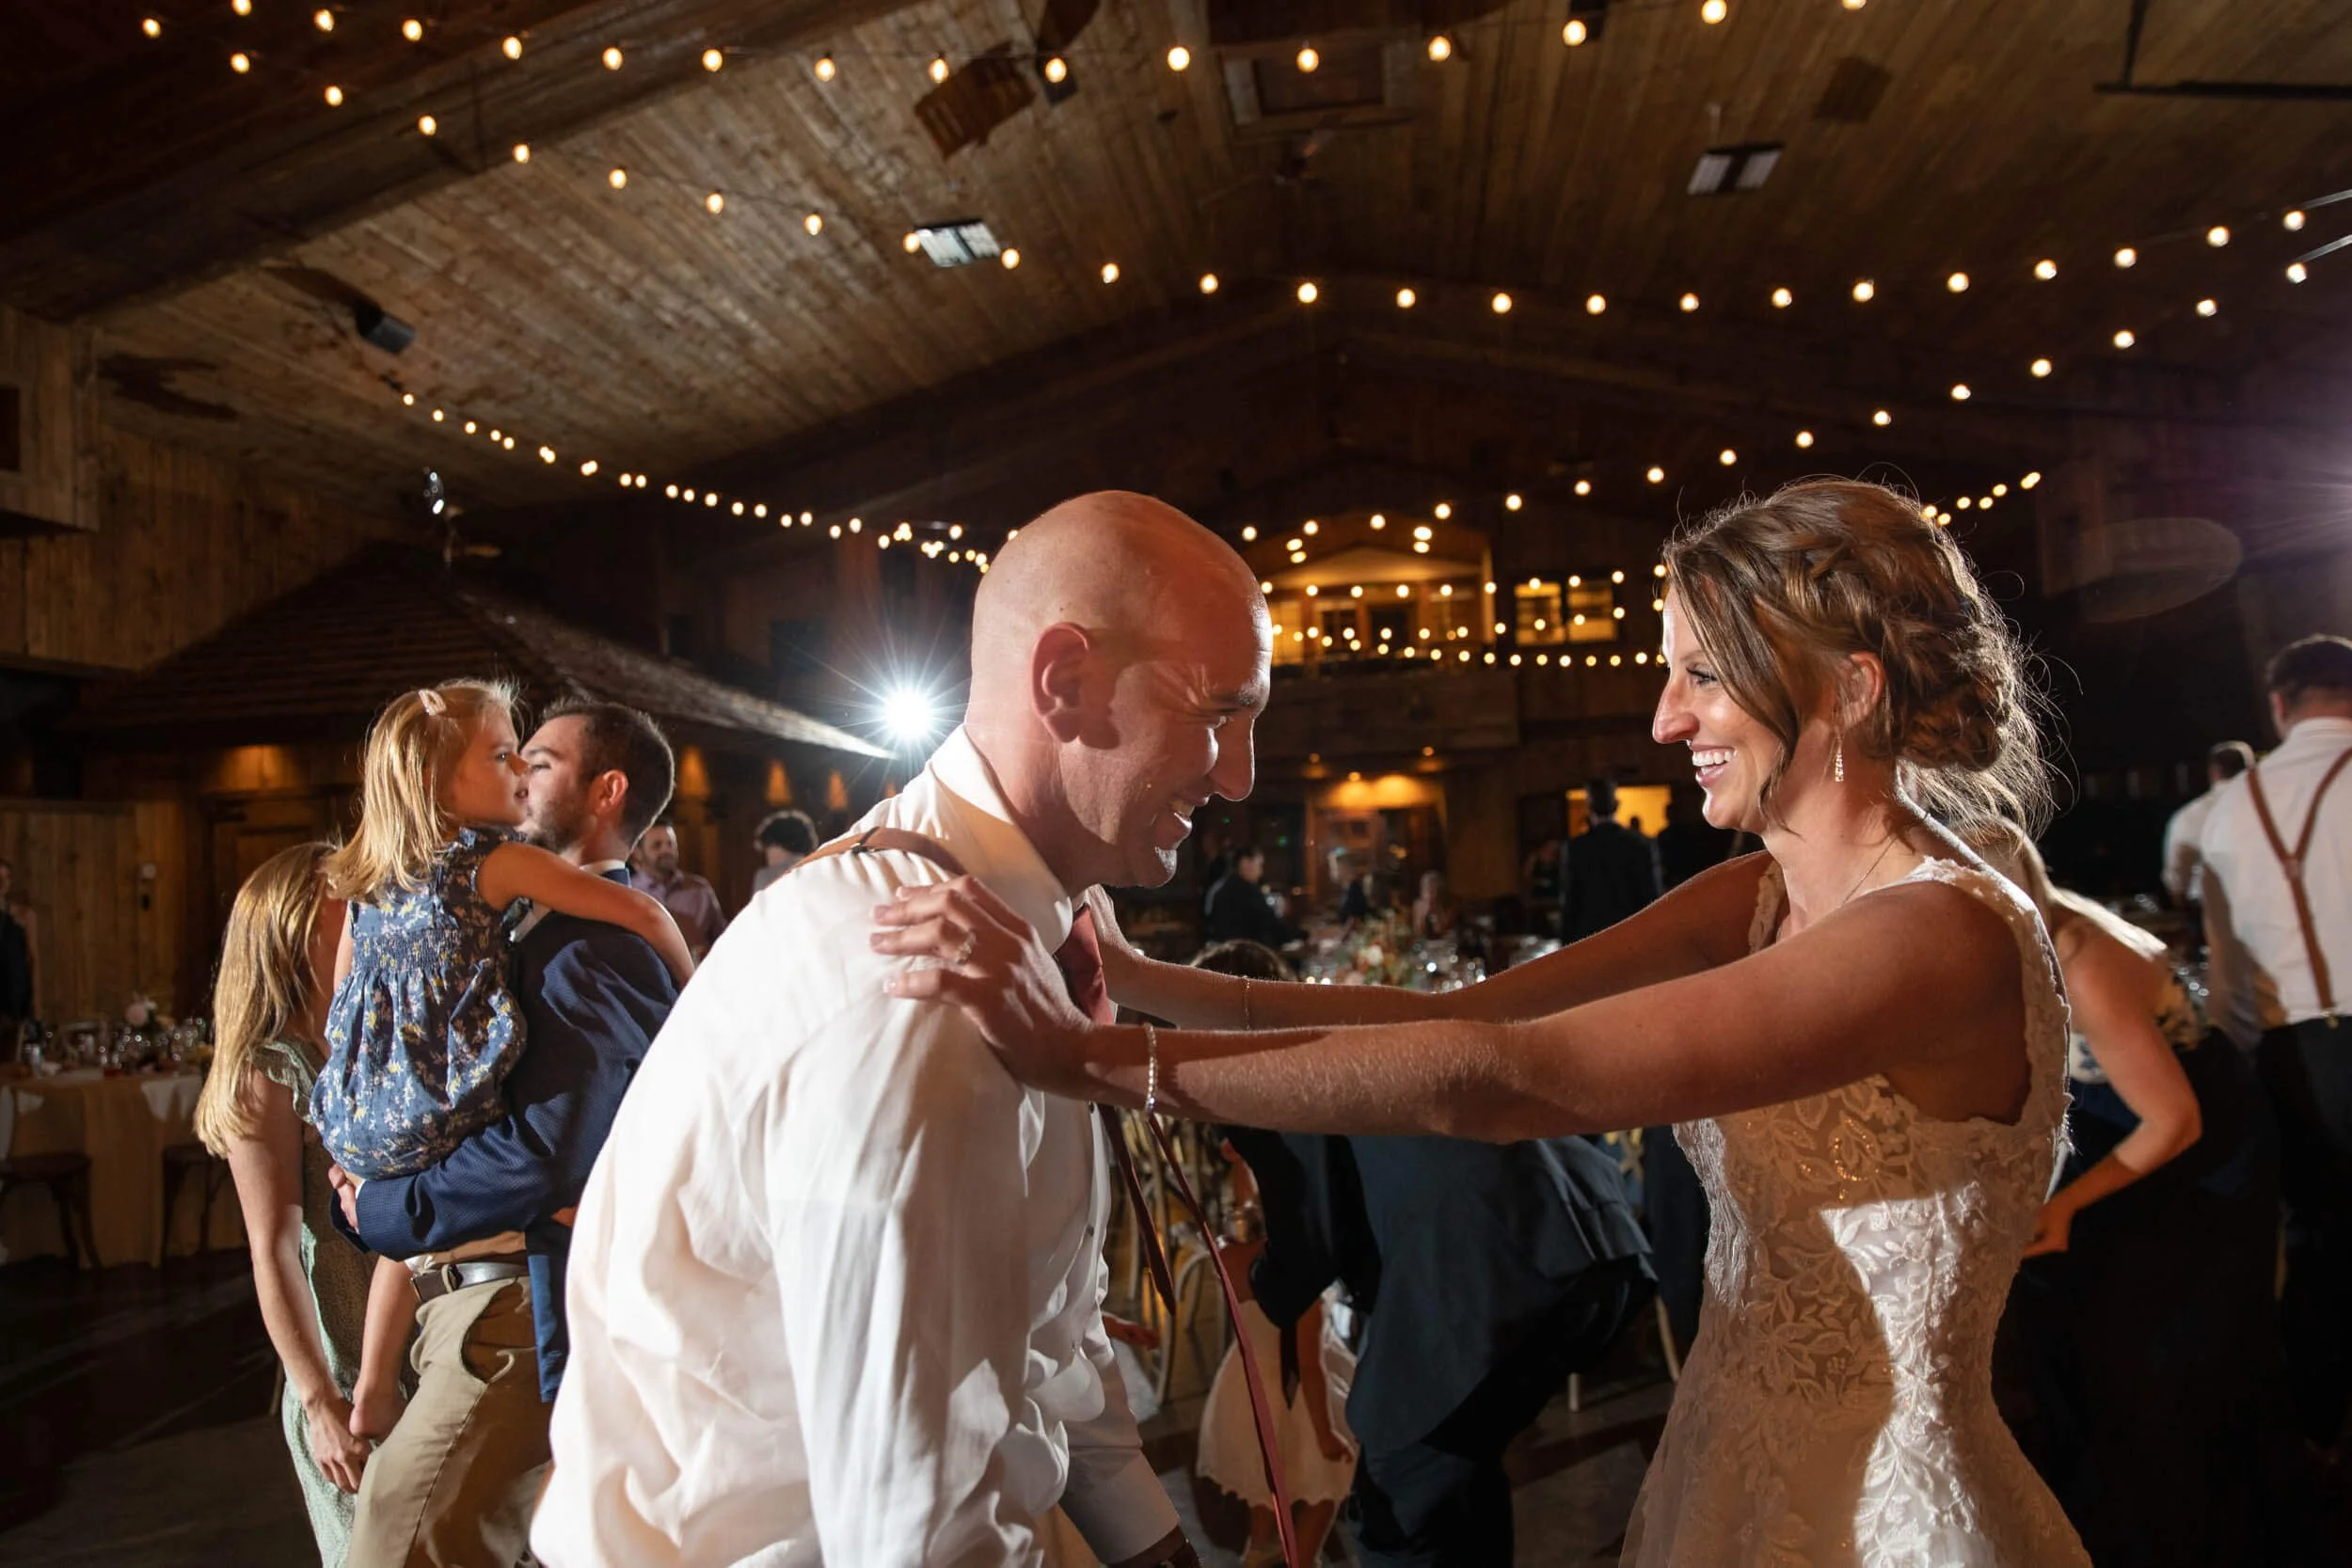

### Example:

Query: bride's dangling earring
xmin=1835 ymin=737 xmax=1846 ymax=784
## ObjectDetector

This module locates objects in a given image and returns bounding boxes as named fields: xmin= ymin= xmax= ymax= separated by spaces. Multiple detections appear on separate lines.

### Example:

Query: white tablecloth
xmin=0 ymin=1070 xmax=246 ymax=1266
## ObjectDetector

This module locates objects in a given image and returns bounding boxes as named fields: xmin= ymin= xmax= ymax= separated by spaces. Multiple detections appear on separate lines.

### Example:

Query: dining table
xmin=0 ymin=1068 xmax=246 ymax=1267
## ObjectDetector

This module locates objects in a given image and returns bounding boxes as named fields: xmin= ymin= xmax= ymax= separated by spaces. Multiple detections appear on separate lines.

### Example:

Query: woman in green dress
xmin=195 ymin=842 xmax=374 ymax=1566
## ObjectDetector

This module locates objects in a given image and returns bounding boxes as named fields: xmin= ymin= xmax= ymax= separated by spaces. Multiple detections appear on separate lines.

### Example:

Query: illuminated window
xmin=1513 ymin=579 xmax=1566 ymax=645
xmin=1567 ymin=580 xmax=1618 ymax=642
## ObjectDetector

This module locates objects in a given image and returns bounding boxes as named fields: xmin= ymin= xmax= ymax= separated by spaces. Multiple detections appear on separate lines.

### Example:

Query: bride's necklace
xmin=1833 ymin=833 xmax=1903 ymax=912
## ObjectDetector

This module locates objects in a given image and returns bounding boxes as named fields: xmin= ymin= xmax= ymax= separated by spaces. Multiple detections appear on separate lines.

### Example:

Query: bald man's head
xmin=963 ymin=491 xmax=1272 ymax=893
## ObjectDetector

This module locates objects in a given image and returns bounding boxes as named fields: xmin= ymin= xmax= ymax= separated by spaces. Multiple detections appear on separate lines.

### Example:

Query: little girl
xmin=313 ymin=679 xmax=694 ymax=1441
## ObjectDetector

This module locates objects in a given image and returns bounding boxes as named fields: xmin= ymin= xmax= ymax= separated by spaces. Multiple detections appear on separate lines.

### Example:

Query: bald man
xmin=534 ymin=494 xmax=1271 ymax=1568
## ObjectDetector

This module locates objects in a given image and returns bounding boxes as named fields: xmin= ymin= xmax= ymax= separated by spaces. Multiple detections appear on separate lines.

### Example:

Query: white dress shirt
xmin=2201 ymin=716 xmax=2352 ymax=1045
xmin=2161 ymin=788 xmax=2219 ymax=905
xmin=532 ymin=729 xmax=1178 ymax=1567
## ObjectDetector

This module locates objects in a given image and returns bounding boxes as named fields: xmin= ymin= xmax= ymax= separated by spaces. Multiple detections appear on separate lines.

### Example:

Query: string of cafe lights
xmin=169 ymin=0 xmax=2329 ymax=579
xmin=133 ymin=0 xmax=1863 ymax=101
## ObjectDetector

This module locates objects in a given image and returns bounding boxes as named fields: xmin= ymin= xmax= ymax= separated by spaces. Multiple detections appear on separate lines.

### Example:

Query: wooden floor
xmin=0 ymin=1251 xmax=1668 ymax=1565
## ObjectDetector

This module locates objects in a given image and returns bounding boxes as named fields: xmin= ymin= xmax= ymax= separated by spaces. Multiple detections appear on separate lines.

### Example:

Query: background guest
xmin=1655 ymin=783 xmax=1737 ymax=892
xmin=750 ymin=809 xmax=819 ymax=896
xmin=1409 ymin=869 xmax=1455 ymax=942
xmin=1991 ymin=833 xmax=2311 ymax=1565
xmin=0 ymin=857 xmax=35 ymax=1037
xmin=1203 ymin=846 xmax=1303 ymax=951
xmin=631 ymin=820 xmax=727 ymax=958
xmin=2163 ymin=740 xmax=2253 ymax=956
xmin=2201 ymin=634 xmax=2352 ymax=1454
xmin=195 ymin=842 xmax=373 ymax=1567
xmin=1330 ymin=849 xmax=1372 ymax=928
xmin=1190 ymin=940 xmax=1356 ymax=1568
xmin=1561 ymin=779 xmax=1662 ymax=941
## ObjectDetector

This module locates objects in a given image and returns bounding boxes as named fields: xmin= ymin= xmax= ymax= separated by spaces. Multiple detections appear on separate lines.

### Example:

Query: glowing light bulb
xmin=501 ymin=34 xmax=522 ymax=58
xmin=1950 ymin=383 xmax=1971 ymax=401
xmin=418 ymin=114 xmax=437 ymax=135
xmin=512 ymin=143 xmax=531 ymax=163
xmin=1565 ymin=18 xmax=1589 ymax=44
xmin=1167 ymin=44 xmax=1191 ymax=71
xmin=1586 ymin=293 xmax=1607 ymax=314
xmin=142 ymin=16 xmax=161 ymax=37
xmin=313 ymin=8 xmax=333 ymax=31
xmin=1296 ymin=44 xmax=1319 ymax=71
xmin=1434 ymin=502 xmax=1453 ymax=519
xmin=1701 ymin=0 xmax=1727 ymax=21
xmin=1680 ymin=292 xmax=1700 ymax=312
xmin=580 ymin=460 xmax=598 ymax=477
xmin=1296 ymin=280 xmax=1319 ymax=304
xmin=1851 ymin=278 xmax=1875 ymax=302
xmin=1947 ymin=271 xmax=1969 ymax=293
xmin=2285 ymin=210 xmax=2307 ymax=232
xmin=2022 ymin=471 xmax=2042 ymax=489
xmin=804 ymin=212 xmax=823 ymax=235
xmin=1871 ymin=408 xmax=1892 ymax=426
xmin=603 ymin=46 xmax=623 ymax=69
xmin=999 ymin=246 xmax=1019 ymax=268
xmin=902 ymin=231 xmax=922 ymax=253
xmin=929 ymin=55 xmax=949 ymax=83
xmin=230 ymin=51 xmax=251 ymax=71
xmin=1100 ymin=261 xmax=1120 ymax=283
xmin=1427 ymin=34 xmax=1453 ymax=60
xmin=1491 ymin=291 xmax=1513 ymax=313
xmin=1646 ymin=466 xmax=1665 ymax=483
xmin=402 ymin=18 xmax=422 ymax=40
xmin=2206 ymin=225 xmax=2229 ymax=247
xmin=2034 ymin=258 xmax=2058 ymax=280
xmin=1795 ymin=430 xmax=1815 ymax=448
xmin=1395 ymin=287 xmax=1417 ymax=309
xmin=1574 ymin=479 xmax=1592 ymax=495
xmin=608 ymin=166 xmax=627 ymax=188
xmin=1772 ymin=286 xmax=1793 ymax=308
xmin=2112 ymin=328 xmax=2135 ymax=348
xmin=706 ymin=191 xmax=724 ymax=214
xmin=2114 ymin=245 xmax=2137 ymax=268
xmin=323 ymin=84 xmax=343 ymax=105
xmin=1505 ymin=493 xmax=1523 ymax=510
xmin=2196 ymin=297 xmax=2217 ymax=317
xmin=1043 ymin=55 xmax=1067 ymax=83
xmin=1199 ymin=272 xmax=1218 ymax=294
xmin=2287 ymin=261 xmax=2309 ymax=283
xmin=2031 ymin=356 xmax=2053 ymax=377
xmin=1718 ymin=448 xmax=1737 ymax=465
xmin=814 ymin=54 xmax=836 ymax=81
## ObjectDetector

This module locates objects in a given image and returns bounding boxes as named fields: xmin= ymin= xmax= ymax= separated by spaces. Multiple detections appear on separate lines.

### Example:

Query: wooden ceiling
xmin=26 ymin=0 xmax=2352 ymax=531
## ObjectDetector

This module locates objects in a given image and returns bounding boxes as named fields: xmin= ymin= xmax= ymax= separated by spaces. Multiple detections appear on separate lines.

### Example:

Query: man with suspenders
xmin=2201 ymin=634 xmax=2352 ymax=1450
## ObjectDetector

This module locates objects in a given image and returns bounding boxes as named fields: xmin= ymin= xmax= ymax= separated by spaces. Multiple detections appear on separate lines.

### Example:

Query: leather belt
xmin=409 ymin=1256 xmax=530 ymax=1306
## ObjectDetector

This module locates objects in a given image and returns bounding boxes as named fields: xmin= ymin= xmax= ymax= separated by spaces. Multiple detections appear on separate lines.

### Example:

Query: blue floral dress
xmin=312 ymin=829 xmax=527 ymax=1179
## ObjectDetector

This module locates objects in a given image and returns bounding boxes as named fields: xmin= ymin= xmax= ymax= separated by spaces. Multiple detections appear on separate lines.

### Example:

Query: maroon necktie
xmin=1054 ymin=905 xmax=1301 ymax=1568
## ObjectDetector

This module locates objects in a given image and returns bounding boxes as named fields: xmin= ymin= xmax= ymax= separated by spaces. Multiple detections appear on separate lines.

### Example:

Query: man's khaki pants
xmin=348 ymin=1277 xmax=550 ymax=1568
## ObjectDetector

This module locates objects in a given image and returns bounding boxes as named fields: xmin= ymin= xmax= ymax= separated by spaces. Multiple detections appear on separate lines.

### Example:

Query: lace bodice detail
xmin=1622 ymin=858 xmax=2089 ymax=1568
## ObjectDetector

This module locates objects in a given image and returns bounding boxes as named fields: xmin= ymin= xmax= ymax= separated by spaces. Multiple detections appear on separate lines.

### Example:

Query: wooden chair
xmin=0 ymin=1149 xmax=100 ymax=1268
xmin=161 ymin=1141 xmax=232 ymax=1259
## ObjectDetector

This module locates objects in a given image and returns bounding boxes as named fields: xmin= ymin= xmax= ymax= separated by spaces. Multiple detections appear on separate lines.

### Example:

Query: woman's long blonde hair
xmin=322 ymin=678 xmax=516 ymax=902
xmin=195 ymin=842 xmax=335 ymax=1153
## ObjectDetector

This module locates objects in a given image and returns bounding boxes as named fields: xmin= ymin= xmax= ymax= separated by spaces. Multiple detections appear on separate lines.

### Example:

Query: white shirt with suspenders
xmin=2201 ymin=716 xmax=2352 ymax=1047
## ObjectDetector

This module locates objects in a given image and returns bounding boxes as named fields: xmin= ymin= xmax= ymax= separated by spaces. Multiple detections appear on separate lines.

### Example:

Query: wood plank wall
xmin=0 ymin=416 xmax=395 ymax=672
xmin=0 ymin=306 xmax=93 ymax=533
xmin=0 ymin=798 xmax=185 ymax=1022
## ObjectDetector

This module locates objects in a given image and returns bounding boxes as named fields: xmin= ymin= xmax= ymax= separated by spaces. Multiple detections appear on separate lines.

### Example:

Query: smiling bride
xmin=876 ymin=479 xmax=2092 ymax=1567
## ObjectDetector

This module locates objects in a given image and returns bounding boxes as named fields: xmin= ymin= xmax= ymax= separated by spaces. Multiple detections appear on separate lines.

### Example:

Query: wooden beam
xmin=0 ymin=0 xmax=920 ymax=320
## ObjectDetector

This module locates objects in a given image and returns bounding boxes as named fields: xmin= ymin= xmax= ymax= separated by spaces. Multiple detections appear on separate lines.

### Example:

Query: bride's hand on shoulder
xmin=872 ymin=877 xmax=1095 ymax=1093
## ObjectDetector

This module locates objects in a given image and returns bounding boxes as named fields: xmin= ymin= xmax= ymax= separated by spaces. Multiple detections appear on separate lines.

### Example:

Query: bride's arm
xmin=1096 ymin=854 xmax=1769 ymax=1029
xmin=887 ymin=878 xmax=2022 ymax=1141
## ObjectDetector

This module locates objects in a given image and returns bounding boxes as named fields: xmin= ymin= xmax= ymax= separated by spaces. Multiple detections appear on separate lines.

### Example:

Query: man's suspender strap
xmin=815 ymin=827 xmax=1303 ymax=1567
xmin=2245 ymin=749 xmax=2352 ymax=1024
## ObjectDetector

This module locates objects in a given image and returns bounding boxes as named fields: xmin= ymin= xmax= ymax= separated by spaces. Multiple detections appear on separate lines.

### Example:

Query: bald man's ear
xmin=1032 ymin=622 xmax=1093 ymax=741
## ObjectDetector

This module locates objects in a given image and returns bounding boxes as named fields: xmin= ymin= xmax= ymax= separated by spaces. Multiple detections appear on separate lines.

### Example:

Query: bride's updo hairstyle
xmin=1661 ymin=479 xmax=2050 ymax=837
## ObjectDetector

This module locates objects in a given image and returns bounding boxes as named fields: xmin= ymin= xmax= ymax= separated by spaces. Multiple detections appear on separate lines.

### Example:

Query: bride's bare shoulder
xmin=1661 ymin=849 xmax=1776 ymax=964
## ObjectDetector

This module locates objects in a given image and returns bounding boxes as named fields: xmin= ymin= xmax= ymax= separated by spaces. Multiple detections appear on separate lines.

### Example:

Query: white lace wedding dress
xmin=1621 ymin=859 xmax=2090 ymax=1567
